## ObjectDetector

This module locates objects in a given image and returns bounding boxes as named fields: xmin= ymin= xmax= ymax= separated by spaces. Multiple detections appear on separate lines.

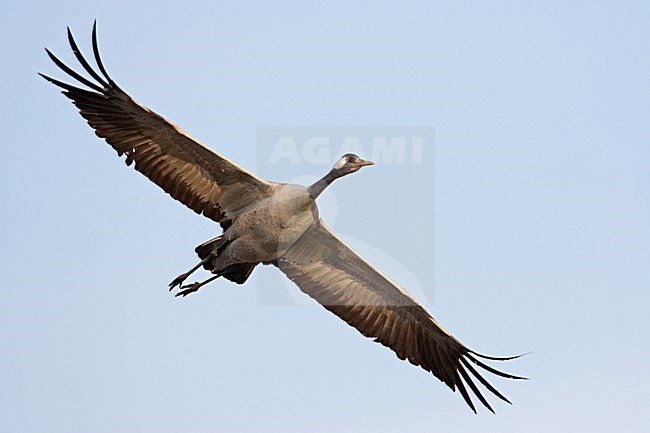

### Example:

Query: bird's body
xmin=41 ymin=23 xmax=525 ymax=414
xmin=214 ymin=182 xmax=316 ymax=268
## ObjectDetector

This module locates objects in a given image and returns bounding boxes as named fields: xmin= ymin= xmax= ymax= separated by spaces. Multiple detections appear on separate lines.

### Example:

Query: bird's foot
xmin=168 ymin=272 xmax=190 ymax=291
xmin=175 ymin=282 xmax=202 ymax=298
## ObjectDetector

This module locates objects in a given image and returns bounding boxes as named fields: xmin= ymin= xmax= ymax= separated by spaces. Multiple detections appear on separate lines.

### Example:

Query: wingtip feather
xmin=42 ymin=45 xmax=104 ymax=93
xmin=66 ymin=23 xmax=110 ymax=88
xmin=469 ymin=350 xmax=532 ymax=361
xmin=461 ymin=357 xmax=513 ymax=405
xmin=466 ymin=353 xmax=528 ymax=381
xmin=458 ymin=364 xmax=495 ymax=414
xmin=91 ymin=20 xmax=113 ymax=84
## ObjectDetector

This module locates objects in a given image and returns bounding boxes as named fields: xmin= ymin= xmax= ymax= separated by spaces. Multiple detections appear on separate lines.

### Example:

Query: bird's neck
xmin=308 ymin=170 xmax=340 ymax=199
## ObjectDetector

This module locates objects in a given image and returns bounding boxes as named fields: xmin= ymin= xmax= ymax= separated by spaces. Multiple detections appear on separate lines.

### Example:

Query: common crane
xmin=41 ymin=23 xmax=525 ymax=413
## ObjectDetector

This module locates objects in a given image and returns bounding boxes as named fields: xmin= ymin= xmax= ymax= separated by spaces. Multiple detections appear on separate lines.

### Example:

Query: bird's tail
xmin=195 ymin=235 xmax=223 ymax=263
xmin=194 ymin=236 xmax=257 ymax=285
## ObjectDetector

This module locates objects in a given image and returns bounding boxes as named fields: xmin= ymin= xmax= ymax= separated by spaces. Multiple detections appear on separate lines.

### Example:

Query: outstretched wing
xmin=276 ymin=220 xmax=525 ymax=413
xmin=40 ymin=23 xmax=271 ymax=224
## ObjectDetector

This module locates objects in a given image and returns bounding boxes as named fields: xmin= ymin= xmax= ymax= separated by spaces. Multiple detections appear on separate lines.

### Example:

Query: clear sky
xmin=2 ymin=1 xmax=649 ymax=432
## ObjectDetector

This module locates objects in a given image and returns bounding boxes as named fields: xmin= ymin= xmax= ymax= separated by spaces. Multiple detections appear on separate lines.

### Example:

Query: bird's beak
xmin=358 ymin=159 xmax=375 ymax=167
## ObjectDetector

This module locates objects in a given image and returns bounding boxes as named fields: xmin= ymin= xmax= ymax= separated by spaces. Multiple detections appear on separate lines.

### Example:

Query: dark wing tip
xmin=42 ymin=45 xmax=105 ymax=93
xmin=38 ymin=71 xmax=77 ymax=92
xmin=453 ymin=371 xmax=477 ymax=414
xmin=43 ymin=47 xmax=56 ymax=60
xmin=466 ymin=353 xmax=528 ymax=381
xmin=91 ymin=20 xmax=113 ymax=85
xmin=66 ymin=24 xmax=110 ymax=88
xmin=38 ymin=71 xmax=52 ymax=82
xmin=458 ymin=364 xmax=495 ymax=414
xmin=41 ymin=23 xmax=120 ymax=97
xmin=440 ymin=347 xmax=529 ymax=413
xmin=469 ymin=350 xmax=532 ymax=362
xmin=461 ymin=357 xmax=513 ymax=405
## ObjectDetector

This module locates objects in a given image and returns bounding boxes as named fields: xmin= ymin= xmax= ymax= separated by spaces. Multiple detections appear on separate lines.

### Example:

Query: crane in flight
xmin=41 ymin=23 xmax=525 ymax=413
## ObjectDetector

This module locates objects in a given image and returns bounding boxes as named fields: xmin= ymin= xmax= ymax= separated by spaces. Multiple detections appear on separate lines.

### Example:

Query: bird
xmin=41 ymin=22 xmax=525 ymax=414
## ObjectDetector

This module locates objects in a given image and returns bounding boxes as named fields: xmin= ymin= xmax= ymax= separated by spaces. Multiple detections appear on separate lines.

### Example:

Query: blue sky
xmin=1 ymin=1 xmax=649 ymax=432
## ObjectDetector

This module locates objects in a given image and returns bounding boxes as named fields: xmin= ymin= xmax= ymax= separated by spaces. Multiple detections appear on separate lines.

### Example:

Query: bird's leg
xmin=168 ymin=253 xmax=215 ymax=291
xmin=175 ymin=274 xmax=221 ymax=298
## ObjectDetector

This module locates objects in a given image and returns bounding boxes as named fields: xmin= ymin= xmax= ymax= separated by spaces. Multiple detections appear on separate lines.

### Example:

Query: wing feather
xmin=277 ymin=220 xmax=525 ymax=413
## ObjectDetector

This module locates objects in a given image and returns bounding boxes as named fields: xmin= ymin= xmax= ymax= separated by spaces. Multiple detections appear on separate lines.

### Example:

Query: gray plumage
xmin=41 ymin=23 xmax=525 ymax=414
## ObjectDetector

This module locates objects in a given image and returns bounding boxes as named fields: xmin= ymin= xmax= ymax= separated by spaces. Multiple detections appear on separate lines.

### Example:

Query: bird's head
xmin=309 ymin=153 xmax=375 ymax=199
xmin=330 ymin=153 xmax=374 ymax=177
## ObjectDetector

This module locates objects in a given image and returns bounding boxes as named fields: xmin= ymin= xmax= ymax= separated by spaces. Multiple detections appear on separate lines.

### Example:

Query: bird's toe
xmin=168 ymin=273 xmax=189 ymax=291
xmin=175 ymin=282 xmax=201 ymax=297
